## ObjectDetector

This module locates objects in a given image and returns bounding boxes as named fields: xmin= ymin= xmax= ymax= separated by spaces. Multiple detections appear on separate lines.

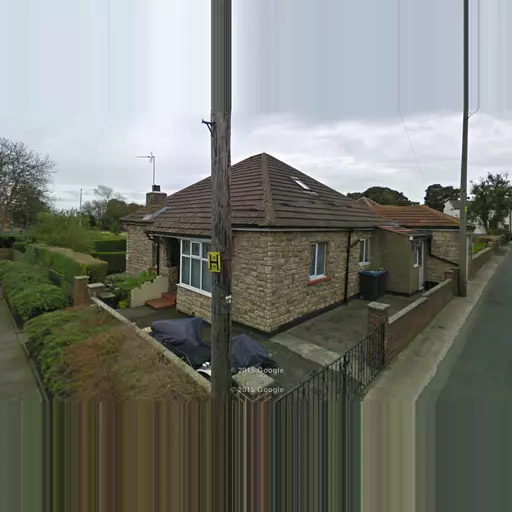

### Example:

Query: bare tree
xmin=0 ymin=138 xmax=55 ymax=229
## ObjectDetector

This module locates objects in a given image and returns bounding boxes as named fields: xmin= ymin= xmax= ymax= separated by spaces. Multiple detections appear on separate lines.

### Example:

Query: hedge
xmin=13 ymin=241 xmax=27 ymax=253
xmin=0 ymin=261 xmax=67 ymax=323
xmin=24 ymin=307 xmax=118 ymax=397
xmin=25 ymin=244 xmax=108 ymax=283
xmin=91 ymin=251 xmax=126 ymax=274
xmin=9 ymin=285 xmax=68 ymax=322
xmin=93 ymin=237 xmax=126 ymax=253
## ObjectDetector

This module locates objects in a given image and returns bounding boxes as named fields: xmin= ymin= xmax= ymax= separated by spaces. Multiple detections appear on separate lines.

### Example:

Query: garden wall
xmin=471 ymin=246 xmax=493 ymax=279
xmin=130 ymin=274 xmax=169 ymax=307
xmin=367 ymin=269 xmax=458 ymax=364
xmin=89 ymin=295 xmax=211 ymax=395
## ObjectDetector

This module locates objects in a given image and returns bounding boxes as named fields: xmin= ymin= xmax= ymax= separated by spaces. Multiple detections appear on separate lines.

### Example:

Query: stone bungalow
xmin=358 ymin=197 xmax=473 ymax=292
xmin=122 ymin=153 xmax=382 ymax=333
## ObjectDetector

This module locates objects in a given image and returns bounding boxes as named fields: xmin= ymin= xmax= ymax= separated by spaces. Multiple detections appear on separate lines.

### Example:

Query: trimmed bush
xmin=25 ymin=243 xmax=107 ymax=283
xmin=93 ymin=237 xmax=126 ymax=253
xmin=91 ymin=251 xmax=126 ymax=274
xmin=13 ymin=241 xmax=27 ymax=253
xmin=9 ymin=284 xmax=68 ymax=322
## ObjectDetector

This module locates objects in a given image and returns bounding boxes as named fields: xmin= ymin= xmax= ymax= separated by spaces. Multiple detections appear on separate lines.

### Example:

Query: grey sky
xmin=0 ymin=0 xmax=510 ymax=210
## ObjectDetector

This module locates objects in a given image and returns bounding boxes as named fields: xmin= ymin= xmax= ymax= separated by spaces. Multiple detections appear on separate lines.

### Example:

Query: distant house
xmin=444 ymin=199 xmax=510 ymax=235
xmin=122 ymin=153 xmax=383 ymax=333
xmin=359 ymin=198 xmax=474 ymax=288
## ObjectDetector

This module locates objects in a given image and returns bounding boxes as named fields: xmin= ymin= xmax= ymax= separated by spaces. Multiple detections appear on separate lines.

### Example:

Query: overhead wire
xmin=397 ymin=0 xmax=425 ymax=181
xmin=96 ymin=0 xmax=111 ymax=147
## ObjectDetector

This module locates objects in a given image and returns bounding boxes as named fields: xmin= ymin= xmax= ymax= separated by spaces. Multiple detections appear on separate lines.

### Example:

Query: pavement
xmin=0 ymin=297 xmax=43 ymax=512
xmin=360 ymin=245 xmax=511 ymax=512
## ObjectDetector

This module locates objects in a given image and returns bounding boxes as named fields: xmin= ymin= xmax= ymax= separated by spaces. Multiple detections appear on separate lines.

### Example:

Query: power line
xmin=397 ymin=0 xmax=424 ymax=181
xmin=96 ymin=0 xmax=111 ymax=147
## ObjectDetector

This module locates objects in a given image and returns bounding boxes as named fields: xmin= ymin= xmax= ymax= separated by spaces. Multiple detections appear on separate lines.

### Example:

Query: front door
xmin=415 ymin=241 xmax=425 ymax=290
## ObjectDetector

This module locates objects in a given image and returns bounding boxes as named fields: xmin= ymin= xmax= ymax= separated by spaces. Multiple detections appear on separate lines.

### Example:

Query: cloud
xmin=234 ymin=111 xmax=512 ymax=201
xmin=4 ymin=110 xmax=512 ymax=211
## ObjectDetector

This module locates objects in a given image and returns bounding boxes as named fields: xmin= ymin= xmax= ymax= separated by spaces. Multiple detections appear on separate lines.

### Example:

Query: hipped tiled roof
xmin=357 ymin=198 xmax=461 ymax=228
xmin=149 ymin=153 xmax=383 ymax=236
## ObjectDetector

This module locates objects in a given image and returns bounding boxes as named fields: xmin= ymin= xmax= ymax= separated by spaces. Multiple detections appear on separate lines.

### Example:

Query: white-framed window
xmin=180 ymin=239 xmax=213 ymax=295
xmin=309 ymin=242 xmax=327 ymax=279
xmin=359 ymin=238 xmax=370 ymax=265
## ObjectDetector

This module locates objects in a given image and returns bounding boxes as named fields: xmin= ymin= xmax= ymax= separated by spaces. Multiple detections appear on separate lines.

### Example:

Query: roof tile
xmin=150 ymin=153 xmax=383 ymax=235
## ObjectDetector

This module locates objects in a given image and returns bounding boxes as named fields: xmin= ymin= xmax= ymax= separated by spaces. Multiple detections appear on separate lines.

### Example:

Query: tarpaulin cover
xmin=229 ymin=334 xmax=279 ymax=372
xmin=150 ymin=317 xmax=203 ymax=353
xmin=150 ymin=319 xmax=279 ymax=372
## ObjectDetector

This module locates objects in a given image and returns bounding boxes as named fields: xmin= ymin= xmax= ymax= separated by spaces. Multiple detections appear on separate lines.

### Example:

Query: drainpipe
xmin=146 ymin=233 xmax=160 ymax=275
xmin=344 ymin=229 xmax=353 ymax=303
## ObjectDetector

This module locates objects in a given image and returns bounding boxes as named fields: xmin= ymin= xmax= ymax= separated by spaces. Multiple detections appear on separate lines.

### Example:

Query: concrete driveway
xmin=270 ymin=295 xmax=417 ymax=366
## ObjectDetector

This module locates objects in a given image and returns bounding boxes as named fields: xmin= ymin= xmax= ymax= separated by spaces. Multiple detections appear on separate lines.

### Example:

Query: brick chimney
xmin=146 ymin=184 xmax=167 ymax=209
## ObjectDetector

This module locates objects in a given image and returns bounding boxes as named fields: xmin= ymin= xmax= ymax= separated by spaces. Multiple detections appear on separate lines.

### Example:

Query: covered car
xmin=149 ymin=317 xmax=211 ymax=369
xmin=149 ymin=318 xmax=279 ymax=373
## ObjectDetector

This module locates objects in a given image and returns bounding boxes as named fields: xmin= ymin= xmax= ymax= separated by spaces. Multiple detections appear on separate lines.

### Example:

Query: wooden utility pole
xmin=209 ymin=0 xmax=233 ymax=510
xmin=458 ymin=0 xmax=469 ymax=297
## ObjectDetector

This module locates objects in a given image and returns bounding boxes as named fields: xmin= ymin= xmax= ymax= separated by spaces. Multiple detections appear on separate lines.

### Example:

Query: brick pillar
xmin=367 ymin=302 xmax=389 ymax=370
xmin=74 ymin=275 xmax=90 ymax=307
xmin=87 ymin=283 xmax=106 ymax=303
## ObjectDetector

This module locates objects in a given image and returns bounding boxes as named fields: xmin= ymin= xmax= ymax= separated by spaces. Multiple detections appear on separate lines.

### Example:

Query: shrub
xmin=9 ymin=284 xmax=68 ymax=322
xmin=93 ymin=237 xmax=126 ymax=253
xmin=13 ymin=241 xmax=27 ymax=253
xmin=24 ymin=306 xmax=209 ymax=400
xmin=91 ymin=251 xmax=126 ymax=274
xmin=25 ymin=244 xmax=107 ymax=283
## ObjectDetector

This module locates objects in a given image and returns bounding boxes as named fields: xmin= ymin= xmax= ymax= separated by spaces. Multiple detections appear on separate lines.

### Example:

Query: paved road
xmin=418 ymin=248 xmax=512 ymax=511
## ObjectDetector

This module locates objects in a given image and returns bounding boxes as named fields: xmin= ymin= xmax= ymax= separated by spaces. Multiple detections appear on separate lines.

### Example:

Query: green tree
xmin=424 ymin=184 xmax=461 ymax=212
xmin=0 ymin=137 xmax=55 ymax=230
xmin=469 ymin=173 xmax=512 ymax=231
xmin=82 ymin=185 xmax=140 ymax=229
xmin=347 ymin=186 xmax=413 ymax=205
xmin=28 ymin=210 xmax=96 ymax=253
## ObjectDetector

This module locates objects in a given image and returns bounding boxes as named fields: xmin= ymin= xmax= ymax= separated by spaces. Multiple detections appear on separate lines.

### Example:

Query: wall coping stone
xmin=421 ymin=278 xmax=452 ymax=298
xmin=472 ymin=246 xmax=492 ymax=260
xmin=368 ymin=302 xmax=391 ymax=312
xmin=389 ymin=297 xmax=428 ymax=324
xmin=87 ymin=283 xmax=105 ymax=290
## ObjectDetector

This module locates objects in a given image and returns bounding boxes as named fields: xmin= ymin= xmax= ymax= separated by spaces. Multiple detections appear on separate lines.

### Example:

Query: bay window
xmin=180 ymin=239 xmax=212 ymax=294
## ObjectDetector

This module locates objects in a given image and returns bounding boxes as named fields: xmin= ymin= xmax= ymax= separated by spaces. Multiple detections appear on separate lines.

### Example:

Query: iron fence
xmin=271 ymin=322 xmax=385 ymax=512
xmin=48 ymin=269 xmax=74 ymax=306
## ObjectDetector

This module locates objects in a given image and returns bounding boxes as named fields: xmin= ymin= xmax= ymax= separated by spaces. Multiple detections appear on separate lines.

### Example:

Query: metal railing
xmin=271 ymin=323 xmax=385 ymax=512
xmin=47 ymin=269 xmax=74 ymax=306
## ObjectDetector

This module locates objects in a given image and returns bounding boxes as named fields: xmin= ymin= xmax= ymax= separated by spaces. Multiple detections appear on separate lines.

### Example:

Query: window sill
xmin=359 ymin=262 xmax=371 ymax=267
xmin=414 ymin=264 xmax=420 ymax=268
xmin=177 ymin=283 xmax=212 ymax=298
xmin=307 ymin=276 xmax=331 ymax=286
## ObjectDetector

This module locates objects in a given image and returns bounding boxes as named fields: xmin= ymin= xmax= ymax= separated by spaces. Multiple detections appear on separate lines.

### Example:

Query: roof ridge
xmin=261 ymin=153 xmax=276 ymax=226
